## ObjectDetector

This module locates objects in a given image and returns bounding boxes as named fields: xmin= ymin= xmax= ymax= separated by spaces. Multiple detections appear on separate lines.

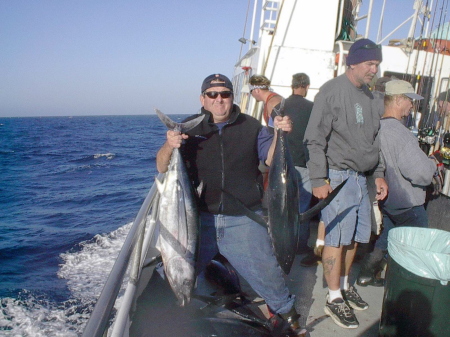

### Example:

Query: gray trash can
xmin=379 ymin=227 xmax=450 ymax=337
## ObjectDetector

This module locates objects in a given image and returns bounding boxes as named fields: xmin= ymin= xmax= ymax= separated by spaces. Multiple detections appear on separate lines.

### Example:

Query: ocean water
xmin=0 ymin=114 xmax=184 ymax=336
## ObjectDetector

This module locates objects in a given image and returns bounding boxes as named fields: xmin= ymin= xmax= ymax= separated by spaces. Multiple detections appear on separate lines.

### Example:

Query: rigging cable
xmin=415 ymin=0 xmax=433 ymax=121
xmin=406 ymin=0 xmax=425 ymax=78
xmin=238 ymin=0 xmax=253 ymax=61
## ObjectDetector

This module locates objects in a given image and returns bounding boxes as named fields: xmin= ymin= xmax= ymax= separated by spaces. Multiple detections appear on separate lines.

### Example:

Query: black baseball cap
xmin=201 ymin=74 xmax=233 ymax=93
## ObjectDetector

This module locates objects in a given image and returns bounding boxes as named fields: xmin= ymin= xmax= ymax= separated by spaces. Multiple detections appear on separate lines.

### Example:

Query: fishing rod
xmin=431 ymin=0 xmax=450 ymax=147
xmin=409 ymin=1 xmax=450 ymax=197
xmin=429 ymin=0 xmax=450 ymax=139
xmin=418 ymin=2 xmax=437 ymax=130
xmin=431 ymin=0 xmax=450 ymax=196
xmin=417 ymin=1 xmax=445 ymax=140
xmin=412 ymin=0 xmax=433 ymax=128
xmin=418 ymin=0 xmax=443 ymax=132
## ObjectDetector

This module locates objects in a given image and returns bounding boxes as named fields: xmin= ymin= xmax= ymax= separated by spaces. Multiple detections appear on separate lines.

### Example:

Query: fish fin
xmin=221 ymin=190 xmax=267 ymax=228
xmin=193 ymin=294 xmax=269 ymax=328
xmin=155 ymin=108 xmax=204 ymax=132
xmin=194 ymin=293 xmax=240 ymax=308
xmin=142 ymin=255 xmax=162 ymax=268
xmin=177 ymin=179 xmax=188 ymax=247
xmin=155 ymin=175 xmax=165 ymax=194
xmin=155 ymin=108 xmax=178 ymax=130
xmin=299 ymin=178 xmax=348 ymax=222
xmin=179 ymin=115 xmax=205 ymax=133
xmin=224 ymin=301 xmax=271 ymax=328
xmin=195 ymin=180 xmax=204 ymax=199
xmin=272 ymin=98 xmax=286 ymax=117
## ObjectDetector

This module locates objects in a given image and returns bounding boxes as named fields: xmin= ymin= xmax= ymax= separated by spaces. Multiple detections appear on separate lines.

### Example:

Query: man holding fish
xmin=156 ymin=74 xmax=308 ymax=336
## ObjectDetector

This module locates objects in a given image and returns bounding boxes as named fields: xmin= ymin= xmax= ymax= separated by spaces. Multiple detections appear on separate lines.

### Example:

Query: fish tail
xmin=155 ymin=108 xmax=204 ymax=132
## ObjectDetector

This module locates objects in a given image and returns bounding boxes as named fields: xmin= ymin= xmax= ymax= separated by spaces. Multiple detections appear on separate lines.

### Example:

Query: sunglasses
xmin=203 ymin=91 xmax=233 ymax=99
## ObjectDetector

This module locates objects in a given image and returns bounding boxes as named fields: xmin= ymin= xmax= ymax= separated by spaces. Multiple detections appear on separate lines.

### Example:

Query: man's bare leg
xmin=322 ymin=245 xmax=343 ymax=292
xmin=342 ymin=241 xmax=358 ymax=279
xmin=322 ymin=244 xmax=359 ymax=328
xmin=341 ymin=241 xmax=369 ymax=311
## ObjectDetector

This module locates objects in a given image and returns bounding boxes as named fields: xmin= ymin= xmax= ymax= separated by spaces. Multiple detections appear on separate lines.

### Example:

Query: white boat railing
xmin=81 ymin=174 xmax=163 ymax=337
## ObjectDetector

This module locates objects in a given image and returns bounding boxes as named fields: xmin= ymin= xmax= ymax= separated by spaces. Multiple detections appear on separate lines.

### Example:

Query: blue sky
xmin=0 ymin=0 xmax=428 ymax=117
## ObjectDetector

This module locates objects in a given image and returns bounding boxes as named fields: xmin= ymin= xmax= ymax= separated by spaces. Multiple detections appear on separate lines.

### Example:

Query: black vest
xmin=182 ymin=106 xmax=264 ymax=215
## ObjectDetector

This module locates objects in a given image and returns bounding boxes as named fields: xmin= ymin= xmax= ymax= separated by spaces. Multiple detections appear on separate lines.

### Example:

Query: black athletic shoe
xmin=269 ymin=310 xmax=309 ymax=336
xmin=342 ymin=286 xmax=369 ymax=310
xmin=324 ymin=296 xmax=359 ymax=329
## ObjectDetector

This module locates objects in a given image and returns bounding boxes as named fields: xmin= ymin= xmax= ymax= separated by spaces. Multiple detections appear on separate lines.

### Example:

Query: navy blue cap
xmin=201 ymin=74 xmax=233 ymax=93
xmin=346 ymin=38 xmax=383 ymax=66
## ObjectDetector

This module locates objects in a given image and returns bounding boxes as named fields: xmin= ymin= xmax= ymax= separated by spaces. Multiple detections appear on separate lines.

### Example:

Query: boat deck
xmin=285 ymin=252 xmax=383 ymax=336
xmin=129 ymin=195 xmax=449 ymax=337
xmin=130 ymin=226 xmax=385 ymax=337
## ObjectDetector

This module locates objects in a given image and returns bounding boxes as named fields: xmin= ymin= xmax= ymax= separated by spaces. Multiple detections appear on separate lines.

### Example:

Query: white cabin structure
xmin=233 ymin=0 xmax=450 ymax=127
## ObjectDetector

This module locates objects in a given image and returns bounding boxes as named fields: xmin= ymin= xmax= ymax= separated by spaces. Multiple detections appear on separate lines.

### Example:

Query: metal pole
xmin=81 ymin=176 xmax=161 ymax=337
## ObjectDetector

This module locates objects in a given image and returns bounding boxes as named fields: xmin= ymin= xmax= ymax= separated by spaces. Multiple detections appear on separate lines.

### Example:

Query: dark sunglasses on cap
xmin=354 ymin=43 xmax=381 ymax=52
xmin=203 ymin=91 xmax=233 ymax=99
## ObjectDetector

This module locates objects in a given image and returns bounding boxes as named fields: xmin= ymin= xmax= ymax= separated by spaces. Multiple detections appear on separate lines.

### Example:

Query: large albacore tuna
xmin=155 ymin=109 xmax=204 ymax=306
xmin=266 ymin=101 xmax=347 ymax=274
xmin=266 ymin=99 xmax=299 ymax=275
xmin=218 ymin=101 xmax=347 ymax=275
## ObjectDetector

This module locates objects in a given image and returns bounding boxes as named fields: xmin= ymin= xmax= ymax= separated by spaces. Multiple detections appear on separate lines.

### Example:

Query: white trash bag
xmin=388 ymin=227 xmax=450 ymax=285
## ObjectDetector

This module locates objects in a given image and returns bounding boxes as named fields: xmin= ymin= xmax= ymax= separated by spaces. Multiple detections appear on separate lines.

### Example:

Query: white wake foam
xmin=93 ymin=153 xmax=115 ymax=160
xmin=0 ymin=223 xmax=132 ymax=336
xmin=58 ymin=222 xmax=132 ymax=301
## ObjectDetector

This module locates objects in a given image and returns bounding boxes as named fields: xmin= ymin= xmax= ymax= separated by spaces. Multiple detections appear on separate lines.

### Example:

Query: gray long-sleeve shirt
xmin=304 ymin=74 xmax=383 ymax=188
xmin=379 ymin=117 xmax=436 ymax=214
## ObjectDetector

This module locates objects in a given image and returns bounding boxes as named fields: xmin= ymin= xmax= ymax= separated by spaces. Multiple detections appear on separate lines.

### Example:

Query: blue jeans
xmin=196 ymin=211 xmax=295 ymax=314
xmin=375 ymin=205 xmax=429 ymax=251
xmin=321 ymin=169 xmax=371 ymax=247
xmin=295 ymin=166 xmax=313 ymax=251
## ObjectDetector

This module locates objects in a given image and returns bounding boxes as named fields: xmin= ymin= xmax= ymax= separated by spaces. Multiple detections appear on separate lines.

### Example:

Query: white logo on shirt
xmin=355 ymin=103 xmax=364 ymax=124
